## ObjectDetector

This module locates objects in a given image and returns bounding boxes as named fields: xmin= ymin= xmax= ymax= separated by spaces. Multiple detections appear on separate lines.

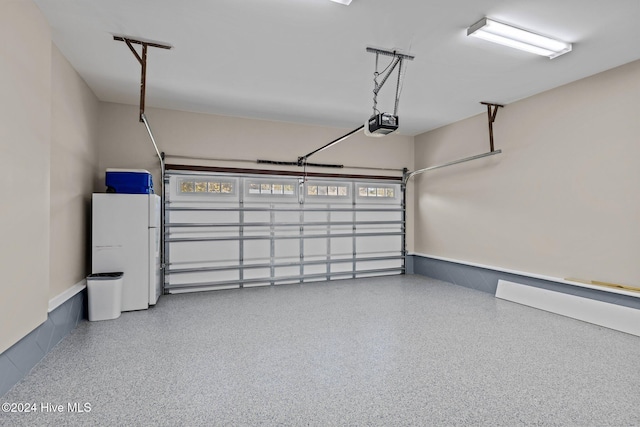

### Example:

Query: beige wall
xmin=0 ymin=0 xmax=52 ymax=353
xmin=50 ymin=46 xmax=100 ymax=299
xmin=413 ymin=59 xmax=640 ymax=286
xmin=97 ymin=103 xmax=415 ymax=250
xmin=0 ymin=1 xmax=100 ymax=354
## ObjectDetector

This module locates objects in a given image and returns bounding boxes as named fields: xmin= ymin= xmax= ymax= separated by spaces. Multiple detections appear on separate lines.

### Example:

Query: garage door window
xmin=179 ymin=179 xmax=235 ymax=195
xmin=307 ymin=184 xmax=349 ymax=197
xmin=357 ymin=185 xmax=395 ymax=199
xmin=248 ymin=181 xmax=296 ymax=196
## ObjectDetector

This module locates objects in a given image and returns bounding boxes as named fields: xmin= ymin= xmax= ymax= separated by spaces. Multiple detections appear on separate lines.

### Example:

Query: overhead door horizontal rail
xmin=165 ymin=220 xmax=404 ymax=228
xmin=404 ymin=149 xmax=502 ymax=182
xmin=166 ymin=164 xmax=403 ymax=181
xmin=165 ymin=267 xmax=404 ymax=291
xmin=167 ymin=255 xmax=405 ymax=274
xmin=165 ymin=156 xmax=405 ymax=174
xmin=167 ymin=231 xmax=404 ymax=243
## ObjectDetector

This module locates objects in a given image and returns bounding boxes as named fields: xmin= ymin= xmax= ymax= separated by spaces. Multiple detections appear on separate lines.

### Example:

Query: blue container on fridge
xmin=105 ymin=169 xmax=154 ymax=194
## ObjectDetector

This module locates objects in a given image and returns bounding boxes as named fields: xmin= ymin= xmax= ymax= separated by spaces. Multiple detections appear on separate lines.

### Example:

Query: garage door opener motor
xmin=365 ymin=47 xmax=414 ymax=137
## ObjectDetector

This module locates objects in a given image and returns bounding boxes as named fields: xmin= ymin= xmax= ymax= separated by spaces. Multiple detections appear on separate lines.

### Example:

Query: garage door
xmin=163 ymin=169 xmax=405 ymax=293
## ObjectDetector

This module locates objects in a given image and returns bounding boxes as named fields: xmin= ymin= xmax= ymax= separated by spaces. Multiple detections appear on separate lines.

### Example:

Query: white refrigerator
xmin=92 ymin=193 xmax=161 ymax=311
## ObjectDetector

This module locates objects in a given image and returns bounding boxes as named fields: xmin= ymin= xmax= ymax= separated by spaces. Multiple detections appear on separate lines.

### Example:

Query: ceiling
xmin=35 ymin=0 xmax=640 ymax=136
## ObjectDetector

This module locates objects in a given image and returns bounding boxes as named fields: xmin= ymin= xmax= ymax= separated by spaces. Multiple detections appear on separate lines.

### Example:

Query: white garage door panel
xmin=275 ymin=240 xmax=299 ymax=259
xmin=244 ymin=240 xmax=270 ymax=264
xmin=331 ymin=262 xmax=354 ymax=273
xmin=356 ymin=271 xmax=399 ymax=279
xmin=303 ymin=227 xmax=329 ymax=236
xmin=171 ymin=229 xmax=240 ymax=242
xmin=243 ymin=268 xmax=271 ymax=280
xmin=275 ymin=266 xmax=300 ymax=278
xmin=329 ymin=214 xmax=352 ymax=223
xmin=356 ymin=235 xmax=402 ymax=255
xmin=304 ymin=240 xmax=327 ymax=257
xmin=330 ymin=237 xmax=352 ymax=255
xmin=244 ymin=212 xmax=270 ymax=223
xmin=170 ymin=211 xmax=238 ymax=224
xmin=304 ymin=264 xmax=327 ymax=275
xmin=244 ymin=282 xmax=271 ymax=288
xmin=171 ymin=270 xmax=240 ymax=285
xmin=164 ymin=172 xmax=404 ymax=293
xmin=358 ymin=259 xmax=403 ymax=270
xmin=356 ymin=211 xmax=401 ymax=222
xmin=275 ymin=211 xmax=300 ymax=222
xmin=169 ymin=241 xmax=239 ymax=265
xmin=304 ymin=212 xmax=328 ymax=223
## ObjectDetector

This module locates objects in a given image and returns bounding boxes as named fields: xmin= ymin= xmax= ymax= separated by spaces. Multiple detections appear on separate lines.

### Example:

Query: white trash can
xmin=87 ymin=272 xmax=123 ymax=321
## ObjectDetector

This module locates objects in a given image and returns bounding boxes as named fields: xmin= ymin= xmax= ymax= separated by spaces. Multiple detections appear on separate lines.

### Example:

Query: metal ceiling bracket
xmin=480 ymin=102 xmax=504 ymax=152
xmin=114 ymin=36 xmax=172 ymax=122
xmin=365 ymin=47 xmax=415 ymax=61
xmin=367 ymin=47 xmax=414 ymax=117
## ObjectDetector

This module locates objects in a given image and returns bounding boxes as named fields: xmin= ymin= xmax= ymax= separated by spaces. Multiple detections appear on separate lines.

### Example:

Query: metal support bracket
xmin=114 ymin=36 xmax=172 ymax=122
xmin=365 ymin=47 xmax=415 ymax=61
xmin=367 ymin=47 xmax=414 ymax=117
xmin=403 ymin=101 xmax=505 ymax=182
xmin=480 ymin=102 xmax=504 ymax=152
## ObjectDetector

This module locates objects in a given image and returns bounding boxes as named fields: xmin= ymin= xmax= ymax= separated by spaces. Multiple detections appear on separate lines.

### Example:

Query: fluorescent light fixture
xmin=467 ymin=17 xmax=572 ymax=59
xmin=330 ymin=0 xmax=352 ymax=4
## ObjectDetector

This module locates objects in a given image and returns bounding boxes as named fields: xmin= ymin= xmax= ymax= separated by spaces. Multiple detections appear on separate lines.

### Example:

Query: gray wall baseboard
xmin=410 ymin=254 xmax=640 ymax=310
xmin=0 ymin=290 xmax=86 ymax=397
xmin=404 ymin=255 xmax=414 ymax=275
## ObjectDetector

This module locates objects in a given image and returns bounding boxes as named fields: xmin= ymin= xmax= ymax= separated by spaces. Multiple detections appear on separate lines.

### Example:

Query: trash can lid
xmin=88 ymin=272 xmax=123 ymax=280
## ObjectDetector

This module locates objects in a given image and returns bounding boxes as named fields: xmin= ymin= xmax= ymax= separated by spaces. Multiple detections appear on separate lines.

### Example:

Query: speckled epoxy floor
xmin=2 ymin=275 xmax=639 ymax=426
